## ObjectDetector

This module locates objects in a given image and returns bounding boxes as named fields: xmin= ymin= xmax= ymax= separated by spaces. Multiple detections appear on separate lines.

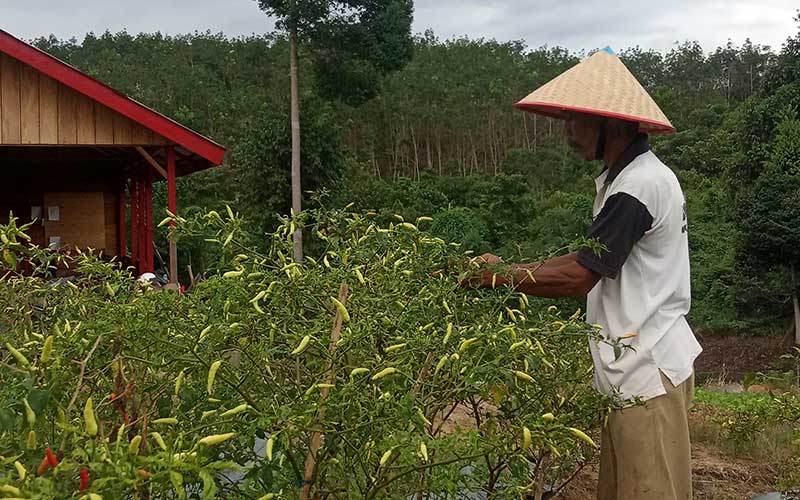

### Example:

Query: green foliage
xmin=429 ymin=207 xmax=490 ymax=252
xmin=729 ymin=110 xmax=800 ymax=331
xmin=0 ymin=209 xmax=615 ymax=499
xmin=499 ymin=144 xmax=594 ymax=193
xmin=738 ymin=171 xmax=800 ymax=264
xmin=763 ymin=12 xmax=800 ymax=94
xmin=695 ymin=387 xmax=800 ymax=487
xmin=233 ymin=100 xmax=346 ymax=240
xmin=255 ymin=0 xmax=414 ymax=105
xmin=33 ymin=31 xmax=286 ymax=143
xmin=22 ymin=9 xmax=800 ymax=334
xmin=769 ymin=115 xmax=800 ymax=175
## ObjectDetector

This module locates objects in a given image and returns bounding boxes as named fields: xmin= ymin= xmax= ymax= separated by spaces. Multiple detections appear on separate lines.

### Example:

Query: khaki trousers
xmin=597 ymin=372 xmax=694 ymax=500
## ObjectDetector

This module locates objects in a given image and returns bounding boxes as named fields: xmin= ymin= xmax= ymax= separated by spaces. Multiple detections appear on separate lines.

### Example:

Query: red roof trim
xmin=514 ymin=101 xmax=677 ymax=135
xmin=0 ymin=29 xmax=226 ymax=165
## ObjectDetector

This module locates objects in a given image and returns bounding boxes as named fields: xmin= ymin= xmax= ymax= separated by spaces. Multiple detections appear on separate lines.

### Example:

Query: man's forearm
xmin=496 ymin=252 xmax=600 ymax=298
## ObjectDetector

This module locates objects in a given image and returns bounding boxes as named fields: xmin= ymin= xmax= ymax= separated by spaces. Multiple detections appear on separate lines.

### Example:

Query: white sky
xmin=2 ymin=0 xmax=798 ymax=53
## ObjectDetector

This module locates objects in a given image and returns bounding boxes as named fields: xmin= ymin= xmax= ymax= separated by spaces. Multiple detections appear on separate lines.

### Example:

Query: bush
xmin=429 ymin=207 xmax=490 ymax=252
xmin=0 ymin=208 xmax=619 ymax=499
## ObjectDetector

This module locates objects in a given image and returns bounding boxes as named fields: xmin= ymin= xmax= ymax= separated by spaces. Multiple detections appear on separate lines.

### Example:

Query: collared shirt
xmin=576 ymin=135 xmax=702 ymax=402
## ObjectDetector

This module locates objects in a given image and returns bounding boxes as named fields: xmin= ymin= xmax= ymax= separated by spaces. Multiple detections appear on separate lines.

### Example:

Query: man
xmin=467 ymin=49 xmax=702 ymax=500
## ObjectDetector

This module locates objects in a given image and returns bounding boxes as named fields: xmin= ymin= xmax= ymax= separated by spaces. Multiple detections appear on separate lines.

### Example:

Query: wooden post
xmin=166 ymin=146 xmax=178 ymax=284
xmin=118 ymin=183 xmax=127 ymax=259
xmin=138 ymin=175 xmax=146 ymax=273
xmin=144 ymin=167 xmax=154 ymax=273
xmin=130 ymin=176 xmax=139 ymax=273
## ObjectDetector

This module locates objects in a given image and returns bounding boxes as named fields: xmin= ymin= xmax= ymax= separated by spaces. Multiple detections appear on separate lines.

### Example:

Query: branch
xmin=300 ymin=282 xmax=349 ymax=500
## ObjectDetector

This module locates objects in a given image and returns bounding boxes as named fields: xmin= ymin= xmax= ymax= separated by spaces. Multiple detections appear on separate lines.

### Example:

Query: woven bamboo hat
xmin=514 ymin=48 xmax=675 ymax=134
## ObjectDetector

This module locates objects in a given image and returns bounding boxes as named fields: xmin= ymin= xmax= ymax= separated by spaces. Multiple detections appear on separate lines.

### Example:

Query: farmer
xmin=466 ymin=48 xmax=702 ymax=500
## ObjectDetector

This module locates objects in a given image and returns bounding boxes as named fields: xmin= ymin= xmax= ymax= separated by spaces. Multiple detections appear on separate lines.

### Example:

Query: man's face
xmin=565 ymin=114 xmax=602 ymax=161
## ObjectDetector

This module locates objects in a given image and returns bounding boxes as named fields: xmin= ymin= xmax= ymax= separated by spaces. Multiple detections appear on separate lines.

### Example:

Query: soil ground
xmin=694 ymin=332 xmax=795 ymax=381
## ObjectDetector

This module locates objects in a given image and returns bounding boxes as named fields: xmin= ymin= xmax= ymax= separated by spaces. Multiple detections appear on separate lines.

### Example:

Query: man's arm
xmin=475 ymin=252 xmax=601 ymax=298
xmin=504 ymin=252 xmax=601 ymax=298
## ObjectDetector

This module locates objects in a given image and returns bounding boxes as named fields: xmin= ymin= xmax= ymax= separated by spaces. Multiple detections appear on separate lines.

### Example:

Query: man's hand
xmin=461 ymin=252 xmax=504 ymax=289
xmin=475 ymin=252 xmax=503 ymax=266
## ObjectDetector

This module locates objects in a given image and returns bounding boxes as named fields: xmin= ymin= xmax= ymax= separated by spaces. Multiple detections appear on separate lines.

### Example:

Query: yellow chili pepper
xmin=41 ymin=335 xmax=54 ymax=364
xmin=152 ymin=418 xmax=178 ymax=425
xmin=290 ymin=336 xmax=311 ymax=356
xmin=175 ymin=370 xmax=185 ymax=396
xmin=151 ymin=432 xmax=167 ymax=451
xmin=84 ymin=398 xmax=98 ymax=437
xmin=198 ymin=432 xmax=235 ymax=446
xmin=14 ymin=460 xmax=26 ymax=480
xmin=207 ymin=360 xmax=222 ymax=394
xmin=568 ymin=427 xmax=598 ymax=448
xmin=220 ymin=404 xmax=249 ymax=417
xmin=513 ymin=371 xmax=535 ymax=383
xmin=5 ymin=343 xmax=30 ymax=367
xmin=331 ymin=297 xmax=350 ymax=323
xmin=379 ymin=449 xmax=393 ymax=467
xmin=23 ymin=399 xmax=36 ymax=427
xmin=0 ymin=485 xmax=22 ymax=496
xmin=371 ymin=367 xmax=397 ymax=381
xmin=129 ymin=435 xmax=142 ymax=456
xmin=266 ymin=436 xmax=275 ymax=461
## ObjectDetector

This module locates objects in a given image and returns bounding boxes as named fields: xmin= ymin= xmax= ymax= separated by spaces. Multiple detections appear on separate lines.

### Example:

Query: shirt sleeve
xmin=576 ymin=192 xmax=654 ymax=279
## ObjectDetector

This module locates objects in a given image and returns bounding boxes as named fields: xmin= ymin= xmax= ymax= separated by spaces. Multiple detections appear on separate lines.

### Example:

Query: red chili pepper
xmin=36 ymin=456 xmax=50 ymax=476
xmin=45 ymin=447 xmax=59 ymax=468
xmin=79 ymin=468 xmax=89 ymax=492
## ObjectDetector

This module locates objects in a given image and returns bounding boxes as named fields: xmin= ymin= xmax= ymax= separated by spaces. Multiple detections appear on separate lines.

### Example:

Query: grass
xmin=691 ymin=385 xmax=800 ymax=489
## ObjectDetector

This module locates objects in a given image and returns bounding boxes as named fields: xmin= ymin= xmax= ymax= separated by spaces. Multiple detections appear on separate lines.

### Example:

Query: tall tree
xmin=736 ymin=114 xmax=800 ymax=343
xmin=764 ymin=11 xmax=800 ymax=94
xmin=254 ymin=0 xmax=414 ymax=261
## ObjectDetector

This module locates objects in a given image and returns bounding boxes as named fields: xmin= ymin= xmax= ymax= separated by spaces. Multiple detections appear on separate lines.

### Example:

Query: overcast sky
xmin=3 ymin=0 xmax=798 ymax=53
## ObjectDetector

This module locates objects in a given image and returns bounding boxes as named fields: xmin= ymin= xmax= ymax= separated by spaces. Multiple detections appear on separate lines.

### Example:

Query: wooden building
xmin=0 ymin=29 xmax=225 ymax=280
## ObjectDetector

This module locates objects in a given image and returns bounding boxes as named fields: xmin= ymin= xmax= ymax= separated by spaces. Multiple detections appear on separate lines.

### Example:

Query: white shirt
xmin=577 ymin=137 xmax=702 ymax=402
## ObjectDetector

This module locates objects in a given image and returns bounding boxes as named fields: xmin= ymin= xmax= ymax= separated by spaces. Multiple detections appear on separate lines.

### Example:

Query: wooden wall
xmin=42 ymin=192 xmax=112 ymax=253
xmin=1 ymin=191 xmax=120 ymax=257
xmin=0 ymin=53 xmax=172 ymax=146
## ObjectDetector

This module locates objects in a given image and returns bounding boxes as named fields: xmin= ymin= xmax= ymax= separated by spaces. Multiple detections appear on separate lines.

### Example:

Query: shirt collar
xmin=602 ymin=133 xmax=651 ymax=185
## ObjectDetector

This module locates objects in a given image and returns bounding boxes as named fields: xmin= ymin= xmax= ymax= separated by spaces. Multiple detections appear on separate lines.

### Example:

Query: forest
xmin=30 ymin=13 xmax=800 ymax=336
xmin=0 ymin=6 xmax=799 ymax=499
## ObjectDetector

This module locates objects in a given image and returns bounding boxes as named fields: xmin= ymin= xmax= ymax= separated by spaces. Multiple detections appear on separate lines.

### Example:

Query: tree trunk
xmin=793 ymin=292 xmax=800 ymax=346
xmin=523 ymin=113 xmax=530 ymax=150
xmin=374 ymin=148 xmax=382 ymax=179
xmin=436 ymin=132 xmax=442 ymax=175
xmin=410 ymin=124 xmax=420 ymax=180
xmin=793 ymin=265 xmax=800 ymax=346
xmin=289 ymin=27 xmax=303 ymax=263
xmin=426 ymin=134 xmax=432 ymax=171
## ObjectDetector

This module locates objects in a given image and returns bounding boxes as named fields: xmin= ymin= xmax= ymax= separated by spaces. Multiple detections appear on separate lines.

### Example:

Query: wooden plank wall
xmin=43 ymin=192 xmax=109 ymax=252
xmin=0 ymin=53 xmax=172 ymax=146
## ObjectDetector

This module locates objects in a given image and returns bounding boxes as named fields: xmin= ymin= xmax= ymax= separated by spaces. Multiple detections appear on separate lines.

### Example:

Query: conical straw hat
xmin=514 ymin=49 xmax=675 ymax=134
